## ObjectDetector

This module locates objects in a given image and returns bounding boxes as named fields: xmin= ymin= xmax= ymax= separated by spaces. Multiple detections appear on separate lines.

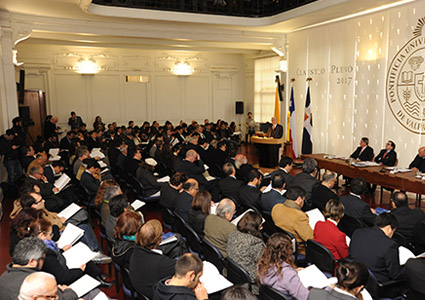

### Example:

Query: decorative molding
xmin=122 ymin=55 xmax=151 ymax=71
xmin=12 ymin=24 xmax=32 ymax=45
xmin=79 ymin=0 xmax=93 ymax=13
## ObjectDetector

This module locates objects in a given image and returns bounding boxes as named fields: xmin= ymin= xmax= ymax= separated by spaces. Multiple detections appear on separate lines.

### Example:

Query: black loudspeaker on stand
xmin=235 ymin=101 xmax=244 ymax=114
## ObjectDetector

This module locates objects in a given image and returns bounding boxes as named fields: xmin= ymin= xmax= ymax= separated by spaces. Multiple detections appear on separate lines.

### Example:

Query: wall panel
xmin=54 ymin=74 xmax=87 ymax=123
xmin=124 ymin=81 xmax=148 ymax=124
xmin=154 ymin=75 xmax=182 ymax=122
xmin=185 ymin=76 xmax=210 ymax=121
xmin=91 ymin=75 xmax=121 ymax=124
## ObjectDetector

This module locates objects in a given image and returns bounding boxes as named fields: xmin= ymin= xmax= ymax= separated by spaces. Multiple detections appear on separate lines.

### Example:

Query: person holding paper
xmin=129 ymin=219 xmax=177 ymax=299
xmin=160 ymin=172 xmax=187 ymax=210
xmin=175 ymin=179 xmax=199 ymax=223
xmin=80 ymin=160 xmax=101 ymax=195
xmin=31 ymin=219 xmax=113 ymax=288
xmin=44 ymin=161 xmax=66 ymax=185
xmin=308 ymin=261 xmax=369 ymax=300
xmin=189 ymin=191 xmax=212 ymax=237
xmin=18 ymin=272 xmax=60 ymax=300
xmin=153 ymin=253 xmax=208 ymax=300
xmin=136 ymin=158 xmax=166 ymax=197
xmin=314 ymin=200 xmax=348 ymax=260
xmin=257 ymin=233 xmax=309 ymax=300
xmin=349 ymin=213 xmax=403 ymax=283
xmin=261 ymin=173 xmax=286 ymax=215
xmin=311 ymin=171 xmax=339 ymax=212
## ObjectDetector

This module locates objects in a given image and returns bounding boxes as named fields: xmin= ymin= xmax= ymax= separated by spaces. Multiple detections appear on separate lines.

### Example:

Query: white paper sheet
xmin=54 ymin=173 xmax=71 ymax=192
xmin=57 ymin=223 xmax=84 ymax=249
xmin=231 ymin=209 xmax=265 ymax=225
xmin=298 ymin=264 xmax=330 ymax=289
xmin=131 ymin=199 xmax=146 ymax=211
xmin=306 ymin=208 xmax=325 ymax=230
xmin=200 ymin=261 xmax=233 ymax=294
xmin=69 ymin=275 xmax=100 ymax=297
xmin=57 ymin=203 xmax=82 ymax=220
xmin=158 ymin=176 xmax=170 ymax=183
xmin=63 ymin=242 xmax=97 ymax=269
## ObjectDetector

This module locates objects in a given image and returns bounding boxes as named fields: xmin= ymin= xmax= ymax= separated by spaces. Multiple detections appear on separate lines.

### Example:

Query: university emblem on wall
xmin=387 ymin=17 xmax=425 ymax=134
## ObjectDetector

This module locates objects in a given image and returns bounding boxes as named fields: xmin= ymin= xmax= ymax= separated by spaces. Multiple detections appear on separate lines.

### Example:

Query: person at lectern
xmin=267 ymin=117 xmax=283 ymax=139
xmin=350 ymin=137 xmax=374 ymax=161
xmin=409 ymin=146 xmax=425 ymax=173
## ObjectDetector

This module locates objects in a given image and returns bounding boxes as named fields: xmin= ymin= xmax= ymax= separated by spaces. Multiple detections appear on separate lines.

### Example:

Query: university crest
xmin=386 ymin=17 xmax=425 ymax=134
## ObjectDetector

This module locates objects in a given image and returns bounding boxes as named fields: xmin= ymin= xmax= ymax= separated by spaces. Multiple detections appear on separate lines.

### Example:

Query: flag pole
xmin=287 ymin=78 xmax=295 ymax=142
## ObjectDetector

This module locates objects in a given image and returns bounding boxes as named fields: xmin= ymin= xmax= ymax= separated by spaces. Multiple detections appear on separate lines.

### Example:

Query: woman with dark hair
xmin=9 ymin=208 xmax=43 ymax=256
xmin=257 ymin=233 xmax=309 ymax=300
xmin=93 ymin=116 xmax=105 ymax=131
xmin=314 ymin=199 xmax=348 ymax=260
xmin=189 ymin=190 xmax=212 ymax=236
xmin=308 ymin=261 xmax=369 ymax=300
xmin=227 ymin=211 xmax=265 ymax=294
xmin=111 ymin=211 xmax=142 ymax=269
xmin=94 ymin=180 xmax=121 ymax=226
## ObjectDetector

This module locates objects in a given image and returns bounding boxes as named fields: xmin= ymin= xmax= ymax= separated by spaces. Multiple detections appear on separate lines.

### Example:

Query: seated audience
xmin=350 ymin=137 xmax=374 ymax=161
xmin=112 ymin=211 xmax=142 ymax=270
xmin=175 ymin=179 xmax=199 ymax=222
xmin=292 ymin=158 xmax=319 ymax=209
xmin=405 ymin=257 xmax=425 ymax=300
xmin=125 ymin=147 xmax=142 ymax=177
xmin=409 ymin=146 xmax=425 ymax=173
xmin=227 ymin=211 xmax=265 ymax=294
xmin=239 ymin=169 xmax=263 ymax=212
xmin=43 ymin=161 xmax=65 ymax=184
xmin=349 ymin=212 xmax=403 ymax=282
xmin=204 ymin=198 xmax=236 ymax=257
xmin=314 ymin=199 xmax=348 ymax=260
xmin=391 ymin=191 xmax=425 ymax=246
xmin=73 ymin=146 xmax=90 ymax=176
xmin=271 ymin=156 xmax=294 ymax=188
xmin=257 ymin=233 xmax=309 ymax=300
xmin=18 ymin=272 xmax=68 ymax=300
xmin=153 ymin=253 xmax=208 ymax=300
xmin=261 ymin=173 xmax=286 ymax=215
xmin=374 ymin=140 xmax=397 ymax=166
xmin=218 ymin=163 xmax=243 ymax=206
xmin=189 ymin=190 xmax=212 ymax=237
xmin=159 ymin=172 xmax=187 ymax=210
xmin=129 ymin=219 xmax=177 ymax=299
xmin=136 ymin=158 xmax=164 ymax=197
xmin=340 ymin=177 xmax=376 ymax=226
xmin=308 ymin=261 xmax=369 ymax=300
xmin=272 ymin=186 xmax=313 ymax=255
xmin=21 ymin=145 xmax=36 ymax=173
xmin=311 ymin=170 xmax=339 ymax=211
xmin=0 ymin=237 xmax=78 ymax=300
xmin=94 ymin=180 xmax=121 ymax=227
xmin=80 ymin=159 xmax=101 ymax=195
xmin=220 ymin=286 xmax=257 ymax=300
xmin=105 ymin=194 xmax=132 ymax=243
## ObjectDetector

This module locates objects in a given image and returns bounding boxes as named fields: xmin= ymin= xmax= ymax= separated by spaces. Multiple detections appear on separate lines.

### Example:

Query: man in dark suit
xmin=239 ymin=169 xmax=263 ymax=212
xmin=311 ymin=170 xmax=339 ymax=211
xmin=159 ymin=172 xmax=187 ymax=210
xmin=340 ymin=177 xmax=376 ymax=226
xmin=261 ymin=173 xmax=286 ymax=215
xmin=87 ymin=130 xmax=100 ymax=151
xmin=125 ymin=147 xmax=142 ymax=177
xmin=80 ymin=159 xmax=101 ymax=196
xmin=293 ymin=158 xmax=320 ymax=210
xmin=218 ymin=163 xmax=243 ymax=207
xmin=211 ymin=141 xmax=228 ymax=168
xmin=409 ymin=146 xmax=425 ymax=173
xmin=375 ymin=140 xmax=397 ymax=166
xmin=270 ymin=156 xmax=294 ymax=188
xmin=405 ymin=257 xmax=425 ymax=299
xmin=350 ymin=137 xmax=374 ymax=161
xmin=267 ymin=117 xmax=283 ymax=138
xmin=391 ymin=191 xmax=425 ymax=245
xmin=43 ymin=161 xmax=65 ymax=184
xmin=59 ymin=131 xmax=74 ymax=151
xmin=68 ymin=111 xmax=83 ymax=130
xmin=20 ymin=145 xmax=35 ymax=173
xmin=175 ymin=179 xmax=198 ymax=222
xmin=349 ymin=213 xmax=403 ymax=283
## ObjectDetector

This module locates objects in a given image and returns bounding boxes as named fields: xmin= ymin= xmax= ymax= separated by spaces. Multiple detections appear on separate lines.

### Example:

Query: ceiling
xmin=0 ymin=0 xmax=414 ymax=53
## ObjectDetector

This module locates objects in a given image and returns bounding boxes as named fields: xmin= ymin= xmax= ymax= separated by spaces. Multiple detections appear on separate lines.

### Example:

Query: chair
xmin=379 ymin=159 xmax=398 ymax=205
xmin=129 ymin=174 xmax=161 ymax=203
xmin=261 ymin=213 xmax=280 ymax=237
xmin=259 ymin=285 xmax=291 ymax=300
xmin=306 ymin=239 xmax=336 ymax=276
xmin=122 ymin=267 xmax=140 ymax=300
xmin=201 ymin=237 xmax=225 ymax=273
xmin=173 ymin=212 xmax=187 ymax=237
xmin=337 ymin=214 xmax=365 ymax=237
xmin=225 ymin=257 xmax=254 ymax=289
xmin=160 ymin=205 xmax=175 ymax=231
xmin=107 ymin=241 xmax=120 ymax=292
xmin=366 ymin=269 xmax=407 ymax=300
xmin=277 ymin=228 xmax=306 ymax=265
xmin=183 ymin=222 xmax=203 ymax=254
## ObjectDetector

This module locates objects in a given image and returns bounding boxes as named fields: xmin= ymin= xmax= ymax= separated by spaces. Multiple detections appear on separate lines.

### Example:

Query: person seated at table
xmin=257 ymin=233 xmax=309 ymax=300
xmin=311 ymin=170 xmax=339 ymax=212
xmin=314 ymin=199 xmax=348 ymax=260
xmin=375 ymin=140 xmax=397 ymax=166
xmin=350 ymin=137 xmax=374 ymax=161
xmin=308 ymin=261 xmax=369 ymax=300
xmin=340 ymin=177 xmax=376 ymax=227
xmin=409 ymin=146 xmax=425 ymax=173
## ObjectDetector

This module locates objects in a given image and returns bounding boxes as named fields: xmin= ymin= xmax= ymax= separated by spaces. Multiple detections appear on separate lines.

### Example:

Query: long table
xmin=301 ymin=154 xmax=425 ymax=196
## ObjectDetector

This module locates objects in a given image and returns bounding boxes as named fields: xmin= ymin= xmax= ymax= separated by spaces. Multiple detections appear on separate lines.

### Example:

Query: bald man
xmin=409 ymin=147 xmax=425 ymax=173
xmin=267 ymin=117 xmax=283 ymax=139
xmin=18 ymin=272 xmax=58 ymax=300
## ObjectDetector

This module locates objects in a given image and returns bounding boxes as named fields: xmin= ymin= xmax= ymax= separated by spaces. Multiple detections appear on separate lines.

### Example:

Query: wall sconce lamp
xmin=73 ymin=58 xmax=101 ymax=74
xmin=13 ymin=50 xmax=24 ymax=67
xmin=171 ymin=61 xmax=193 ymax=76
xmin=279 ymin=59 xmax=288 ymax=72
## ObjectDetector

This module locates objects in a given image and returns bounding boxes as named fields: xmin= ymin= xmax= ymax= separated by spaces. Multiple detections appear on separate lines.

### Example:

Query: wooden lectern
xmin=252 ymin=136 xmax=284 ymax=168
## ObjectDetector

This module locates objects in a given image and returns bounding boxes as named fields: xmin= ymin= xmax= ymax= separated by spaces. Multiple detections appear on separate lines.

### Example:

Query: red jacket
xmin=314 ymin=219 xmax=348 ymax=260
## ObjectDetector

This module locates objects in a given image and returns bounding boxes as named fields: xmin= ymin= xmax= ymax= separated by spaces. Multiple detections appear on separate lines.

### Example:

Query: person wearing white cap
xmin=136 ymin=158 xmax=165 ymax=197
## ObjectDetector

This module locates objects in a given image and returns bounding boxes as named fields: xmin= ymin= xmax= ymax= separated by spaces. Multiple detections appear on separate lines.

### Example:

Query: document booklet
xmin=58 ymin=203 xmax=81 ymax=220
xmin=158 ymin=176 xmax=170 ymax=183
xmin=210 ymin=203 xmax=217 ymax=215
xmin=160 ymin=232 xmax=178 ymax=246
xmin=298 ymin=264 xmax=333 ymax=289
xmin=90 ymin=148 xmax=105 ymax=159
xmin=306 ymin=208 xmax=325 ymax=230
xmin=57 ymin=223 xmax=84 ymax=249
xmin=63 ymin=242 xmax=97 ymax=269
xmin=399 ymin=246 xmax=425 ymax=265
xmin=57 ymin=203 xmax=82 ymax=221
xmin=49 ymin=148 xmax=61 ymax=161
xmin=232 ymin=209 xmax=265 ymax=226
xmin=54 ymin=173 xmax=71 ymax=193
xmin=131 ymin=199 xmax=146 ymax=211
xmin=200 ymin=261 xmax=233 ymax=294
xmin=69 ymin=275 xmax=100 ymax=297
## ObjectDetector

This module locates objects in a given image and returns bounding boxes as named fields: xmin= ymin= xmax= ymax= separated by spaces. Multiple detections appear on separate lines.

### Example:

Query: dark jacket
xmin=307 ymin=288 xmax=357 ymax=300
xmin=0 ymin=135 xmax=20 ymax=161
xmin=188 ymin=209 xmax=206 ymax=237
xmin=270 ymin=168 xmax=294 ymax=188
xmin=405 ymin=258 xmax=425 ymax=299
xmin=42 ymin=248 xmax=84 ymax=285
xmin=112 ymin=239 xmax=134 ymax=270
xmin=261 ymin=189 xmax=286 ymax=215
xmin=218 ymin=176 xmax=243 ymax=205
xmin=0 ymin=264 xmax=78 ymax=300
xmin=374 ymin=149 xmax=397 ymax=166
xmin=176 ymin=159 xmax=207 ymax=186
xmin=136 ymin=167 xmax=163 ymax=197
xmin=311 ymin=184 xmax=339 ymax=212
xmin=153 ymin=278 xmax=197 ymax=300
xmin=44 ymin=165 xmax=56 ymax=184
xmin=350 ymin=145 xmax=374 ymax=161
xmin=349 ymin=226 xmax=403 ymax=282
xmin=292 ymin=172 xmax=320 ymax=208
xmin=80 ymin=171 xmax=100 ymax=195
xmin=340 ymin=194 xmax=376 ymax=226
xmin=392 ymin=206 xmax=425 ymax=244
xmin=239 ymin=184 xmax=262 ymax=212
xmin=129 ymin=245 xmax=176 ymax=299
xmin=160 ymin=183 xmax=181 ymax=210
xmin=175 ymin=191 xmax=193 ymax=223
xmin=409 ymin=155 xmax=425 ymax=172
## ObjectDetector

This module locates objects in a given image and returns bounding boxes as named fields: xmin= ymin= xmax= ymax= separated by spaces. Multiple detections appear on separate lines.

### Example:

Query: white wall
xmin=16 ymin=43 xmax=247 ymax=129
xmin=287 ymin=0 xmax=425 ymax=167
